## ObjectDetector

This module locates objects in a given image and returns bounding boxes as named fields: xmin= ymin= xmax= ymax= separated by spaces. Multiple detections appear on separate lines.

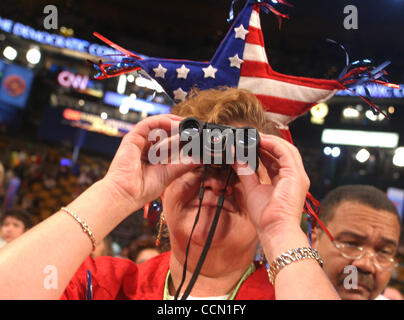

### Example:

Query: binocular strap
xmin=174 ymin=166 xmax=233 ymax=300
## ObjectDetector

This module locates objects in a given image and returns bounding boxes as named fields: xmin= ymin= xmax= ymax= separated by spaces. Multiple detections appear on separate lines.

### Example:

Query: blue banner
xmin=0 ymin=63 xmax=34 ymax=108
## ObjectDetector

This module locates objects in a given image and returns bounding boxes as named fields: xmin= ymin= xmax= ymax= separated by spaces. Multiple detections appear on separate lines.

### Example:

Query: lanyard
xmin=163 ymin=262 xmax=256 ymax=300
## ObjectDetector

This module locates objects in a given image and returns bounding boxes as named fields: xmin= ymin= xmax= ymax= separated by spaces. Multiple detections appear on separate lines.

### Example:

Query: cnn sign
xmin=57 ymin=70 xmax=89 ymax=91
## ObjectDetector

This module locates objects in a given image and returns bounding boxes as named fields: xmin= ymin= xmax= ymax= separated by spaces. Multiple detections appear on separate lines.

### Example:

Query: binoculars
xmin=179 ymin=117 xmax=260 ymax=171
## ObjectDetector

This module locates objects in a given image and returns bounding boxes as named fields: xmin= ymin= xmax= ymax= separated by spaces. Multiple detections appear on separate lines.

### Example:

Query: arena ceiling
xmin=2 ymin=0 xmax=404 ymax=81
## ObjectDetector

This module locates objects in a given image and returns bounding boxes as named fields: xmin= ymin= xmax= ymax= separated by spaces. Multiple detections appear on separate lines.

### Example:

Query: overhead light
xmin=310 ymin=103 xmax=328 ymax=125
xmin=311 ymin=103 xmax=328 ymax=118
xmin=119 ymin=94 xmax=136 ymax=114
xmin=377 ymin=113 xmax=386 ymax=121
xmin=100 ymin=112 xmax=108 ymax=120
xmin=395 ymin=147 xmax=404 ymax=155
xmin=393 ymin=147 xmax=404 ymax=167
xmin=141 ymin=110 xmax=148 ymax=119
xmin=321 ymin=129 xmax=399 ymax=148
xmin=388 ymin=106 xmax=395 ymax=114
xmin=343 ymin=107 xmax=360 ymax=118
xmin=119 ymin=104 xmax=130 ymax=115
xmin=365 ymin=110 xmax=378 ymax=121
xmin=119 ymin=100 xmax=130 ymax=114
xmin=117 ymin=75 xmax=127 ymax=94
xmin=127 ymin=74 xmax=135 ymax=83
xmin=323 ymin=146 xmax=340 ymax=158
xmin=356 ymin=148 xmax=370 ymax=163
xmin=135 ymin=77 xmax=165 ymax=93
xmin=323 ymin=146 xmax=332 ymax=156
xmin=3 ymin=46 xmax=17 ymax=60
xmin=26 ymin=47 xmax=41 ymax=64
xmin=331 ymin=147 xmax=341 ymax=158
xmin=60 ymin=26 xmax=74 ymax=37
xmin=135 ymin=76 xmax=150 ymax=88
xmin=393 ymin=154 xmax=404 ymax=167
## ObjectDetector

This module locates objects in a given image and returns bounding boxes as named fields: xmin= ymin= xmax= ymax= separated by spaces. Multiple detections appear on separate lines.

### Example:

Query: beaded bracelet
xmin=61 ymin=207 xmax=97 ymax=251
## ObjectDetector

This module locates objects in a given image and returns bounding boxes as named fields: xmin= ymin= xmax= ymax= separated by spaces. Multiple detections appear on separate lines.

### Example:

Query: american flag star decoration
xmin=90 ymin=0 xmax=398 ymax=242
xmin=91 ymin=0 xmax=398 ymax=143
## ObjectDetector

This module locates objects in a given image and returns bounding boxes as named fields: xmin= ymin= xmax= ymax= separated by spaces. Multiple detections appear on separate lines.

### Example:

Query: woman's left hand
xmin=233 ymin=133 xmax=310 ymax=237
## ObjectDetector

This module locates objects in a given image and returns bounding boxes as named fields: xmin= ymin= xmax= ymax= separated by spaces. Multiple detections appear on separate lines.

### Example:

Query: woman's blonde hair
xmin=170 ymin=87 xmax=280 ymax=136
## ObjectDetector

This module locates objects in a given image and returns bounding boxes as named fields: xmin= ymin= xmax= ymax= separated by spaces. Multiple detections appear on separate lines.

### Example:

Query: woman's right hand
xmin=101 ymin=114 xmax=197 ymax=214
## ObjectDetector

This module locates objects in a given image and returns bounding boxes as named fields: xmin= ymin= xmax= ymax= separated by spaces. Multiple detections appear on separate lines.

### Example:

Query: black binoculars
xmin=178 ymin=117 xmax=260 ymax=171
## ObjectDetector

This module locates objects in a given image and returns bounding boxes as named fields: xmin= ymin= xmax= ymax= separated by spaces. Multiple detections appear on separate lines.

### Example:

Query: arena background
xmin=0 ymin=0 xmax=404 ymax=292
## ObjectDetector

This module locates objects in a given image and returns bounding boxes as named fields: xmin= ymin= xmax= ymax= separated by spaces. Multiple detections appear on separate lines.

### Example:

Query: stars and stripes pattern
xmin=92 ymin=0 xmax=345 ymax=142
xmin=235 ymin=4 xmax=344 ymax=141
xmin=129 ymin=2 xmax=255 ymax=106
xmin=92 ymin=0 xmax=396 ymax=143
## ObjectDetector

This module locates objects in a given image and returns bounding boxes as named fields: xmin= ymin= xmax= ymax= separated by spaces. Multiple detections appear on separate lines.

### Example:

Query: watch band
xmin=267 ymin=247 xmax=323 ymax=285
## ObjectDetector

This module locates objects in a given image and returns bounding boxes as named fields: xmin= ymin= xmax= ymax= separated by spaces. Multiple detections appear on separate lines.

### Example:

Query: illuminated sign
xmin=57 ymin=70 xmax=104 ymax=98
xmin=51 ymin=64 xmax=104 ymax=98
xmin=321 ymin=129 xmax=399 ymax=148
xmin=103 ymin=91 xmax=171 ymax=115
xmin=57 ymin=70 xmax=89 ymax=91
xmin=336 ymin=83 xmax=404 ymax=99
xmin=62 ymin=108 xmax=134 ymax=137
xmin=310 ymin=102 xmax=329 ymax=125
xmin=0 ymin=16 xmax=146 ymax=59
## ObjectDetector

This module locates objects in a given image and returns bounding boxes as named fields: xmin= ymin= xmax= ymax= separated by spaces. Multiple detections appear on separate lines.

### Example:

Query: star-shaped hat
xmin=92 ymin=0 xmax=396 ymax=143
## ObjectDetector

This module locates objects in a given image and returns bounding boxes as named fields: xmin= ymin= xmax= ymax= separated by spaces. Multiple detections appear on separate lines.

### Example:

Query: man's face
xmin=312 ymin=201 xmax=400 ymax=300
xmin=0 ymin=216 xmax=26 ymax=243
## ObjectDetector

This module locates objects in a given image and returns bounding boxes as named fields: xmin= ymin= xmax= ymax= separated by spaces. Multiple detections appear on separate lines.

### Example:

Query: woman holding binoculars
xmin=0 ymin=87 xmax=339 ymax=300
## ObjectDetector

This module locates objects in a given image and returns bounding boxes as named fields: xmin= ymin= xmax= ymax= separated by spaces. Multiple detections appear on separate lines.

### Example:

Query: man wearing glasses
xmin=311 ymin=185 xmax=401 ymax=300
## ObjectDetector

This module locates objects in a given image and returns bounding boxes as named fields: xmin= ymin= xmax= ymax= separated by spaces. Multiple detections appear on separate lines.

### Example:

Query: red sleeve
xmin=60 ymin=255 xmax=139 ymax=300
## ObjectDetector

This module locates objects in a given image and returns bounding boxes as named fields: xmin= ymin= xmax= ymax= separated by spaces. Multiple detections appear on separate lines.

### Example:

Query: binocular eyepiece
xmin=179 ymin=117 xmax=260 ymax=171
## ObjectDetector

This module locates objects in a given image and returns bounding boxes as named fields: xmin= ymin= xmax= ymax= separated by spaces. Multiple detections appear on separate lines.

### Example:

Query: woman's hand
xmin=233 ymin=133 xmax=310 ymax=237
xmin=101 ymin=114 xmax=198 ymax=214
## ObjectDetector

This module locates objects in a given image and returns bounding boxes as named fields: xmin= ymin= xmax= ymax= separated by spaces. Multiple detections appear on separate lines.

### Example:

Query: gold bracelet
xmin=61 ymin=207 xmax=97 ymax=251
xmin=267 ymin=247 xmax=323 ymax=285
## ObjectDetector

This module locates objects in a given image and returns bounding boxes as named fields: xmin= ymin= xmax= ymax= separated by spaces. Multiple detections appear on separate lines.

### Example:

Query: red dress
xmin=60 ymin=251 xmax=275 ymax=300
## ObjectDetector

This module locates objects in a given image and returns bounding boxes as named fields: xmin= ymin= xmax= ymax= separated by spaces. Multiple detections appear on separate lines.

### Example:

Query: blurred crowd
xmin=0 ymin=135 xmax=163 ymax=264
xmin=0 ymin=138 xmax=108 ymax=223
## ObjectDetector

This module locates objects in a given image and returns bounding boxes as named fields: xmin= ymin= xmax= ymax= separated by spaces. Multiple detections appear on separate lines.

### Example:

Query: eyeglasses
xmin=333 ymin=240 xmax=399 ymax=270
